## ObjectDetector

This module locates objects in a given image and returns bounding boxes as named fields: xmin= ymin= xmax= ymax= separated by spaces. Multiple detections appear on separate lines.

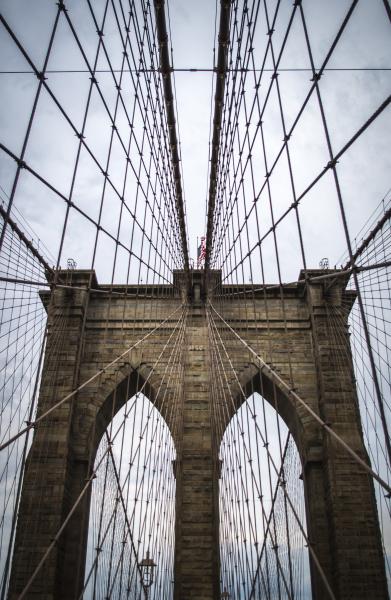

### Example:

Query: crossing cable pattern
xmin=207 ymin=307 xmax=315 ymax=599
xmin=204 ymin=0 xmax=391 ymax=597
xmin=337 ymin=190 xmax=391 ymax=586
xmin=0 ymin=0 xmax=390 ymax=598
xmin=0 ymin=0 xmax=188 ymax=596
xmin=0 ymin=201 xmax=55 ymax=596
xmin=64 ymin=305 xmax=186 ymax=600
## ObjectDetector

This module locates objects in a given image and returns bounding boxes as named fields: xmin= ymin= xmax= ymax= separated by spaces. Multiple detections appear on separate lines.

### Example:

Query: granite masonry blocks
xmin=8 ymin=270 xmax=388 ymax=599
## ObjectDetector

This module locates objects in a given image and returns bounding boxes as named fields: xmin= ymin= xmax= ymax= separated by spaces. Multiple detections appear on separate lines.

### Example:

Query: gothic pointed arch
xmin=219 ymin=390 xmax=312 ymax=598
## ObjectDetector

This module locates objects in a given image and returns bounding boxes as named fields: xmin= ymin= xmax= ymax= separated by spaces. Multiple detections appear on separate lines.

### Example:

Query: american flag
xmin=197 ymin=236 xmax=206 ymax=268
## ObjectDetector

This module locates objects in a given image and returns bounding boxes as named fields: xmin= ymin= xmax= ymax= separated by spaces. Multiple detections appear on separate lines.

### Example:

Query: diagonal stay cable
xmin=105 ymin=436 xmax=147 ymax=588
xmin=207 ymin=309 xmax=296 ymax=600
xmin=0 ymin=9 xmax=184 ymax=277
xmin=207 ymin=305 xmax=336 ymax=600
xmin=218 ymin=84 xmax=390 ymax=283
xmin=0 ymin=205 xmax=53 ymax=275
xmin=0 ymin=302 xmax=184 ymax=452
xmin=17 ymin=431 xmax=118 ymax=600
xmin=17 ymin=303 xmax=187 ymax=598
xmin=208 ymin=301 xmax=391 ymax=496
xmin=345 ymin=206 xmax=391 ymax=269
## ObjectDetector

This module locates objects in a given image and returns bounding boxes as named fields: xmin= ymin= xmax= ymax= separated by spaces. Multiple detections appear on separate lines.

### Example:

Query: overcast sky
xmin=0 ymin=1 xmax=390 ymax=594
xmin=0 ymin=0 xmax=390 ymax=283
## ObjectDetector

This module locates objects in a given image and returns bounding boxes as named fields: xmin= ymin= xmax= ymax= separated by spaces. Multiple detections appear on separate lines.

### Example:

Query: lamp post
xmin=138 ymin=550 xmax=157 ymax=599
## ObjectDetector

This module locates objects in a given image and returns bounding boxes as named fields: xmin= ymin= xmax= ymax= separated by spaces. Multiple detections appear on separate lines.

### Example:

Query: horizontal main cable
xmin=1 ymin=67 xmax=389 ymax=74
xmin=204 ymin=0 xmax=232 ymax=274
xmin=153 ymin=0 xmax=189 ymax=275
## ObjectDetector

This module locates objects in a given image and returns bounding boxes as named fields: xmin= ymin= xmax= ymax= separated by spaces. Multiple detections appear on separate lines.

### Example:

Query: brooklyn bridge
xmin=0 ymin=0 xmax=390 ymax=598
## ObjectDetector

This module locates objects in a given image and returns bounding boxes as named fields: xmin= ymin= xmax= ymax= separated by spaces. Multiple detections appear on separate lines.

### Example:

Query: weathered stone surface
xmin=8 ymin=269 xmax=388 ymax=599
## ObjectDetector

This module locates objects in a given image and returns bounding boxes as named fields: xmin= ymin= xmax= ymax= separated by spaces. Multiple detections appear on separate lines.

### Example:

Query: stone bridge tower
xmin=8 ymin=269 xmax=388 ymax=599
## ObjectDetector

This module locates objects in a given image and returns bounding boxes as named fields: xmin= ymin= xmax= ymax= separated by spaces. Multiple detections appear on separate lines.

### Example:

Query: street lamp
xmin=139 ymin=550 xmax=157 ymax=598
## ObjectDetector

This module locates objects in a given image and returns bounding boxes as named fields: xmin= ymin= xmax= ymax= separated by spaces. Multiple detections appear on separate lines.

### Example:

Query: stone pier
xmin=8 ymin=269 xmax=388 ymax=599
